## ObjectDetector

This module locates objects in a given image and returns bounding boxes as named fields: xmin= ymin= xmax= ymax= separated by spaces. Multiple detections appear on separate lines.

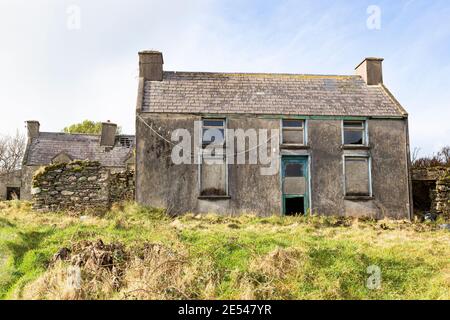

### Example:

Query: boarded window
xmin=200 ymin=118 xmax=227 ymax=196
xmin=343 ymin=121 xmax=366 ymax=145
xmin=344 ymin=157 xmax=370 ymax=196
xmin=200 ymin=158 xmax=227 ymax=196
xmin=283 ymin=163 xmax=306 ymax=195
xmin=282 ymin=119 xmax=305 ymax=145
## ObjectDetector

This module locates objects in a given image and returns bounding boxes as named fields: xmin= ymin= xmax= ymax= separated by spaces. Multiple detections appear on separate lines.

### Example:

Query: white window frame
xmin=342 ymin=155 xmax=373 ymax=197
xmin=280 ymin=119 xmax=307 ymax=145
xmin=198 ymin=118 xmax=229 ymax=197
xmin=342 ymin=120 xmax=368 ymax=146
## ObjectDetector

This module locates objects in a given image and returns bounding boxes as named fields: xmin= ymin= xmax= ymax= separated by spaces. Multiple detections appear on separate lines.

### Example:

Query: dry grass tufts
xmin=250 ymin=247 xmax=305 ymax=279
xmin=121 ymin=243 xmax=219 ymax=300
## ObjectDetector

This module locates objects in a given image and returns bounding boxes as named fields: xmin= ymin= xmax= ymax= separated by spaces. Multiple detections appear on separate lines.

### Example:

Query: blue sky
xmin=0 ymin=0 xmax=449 ymax=156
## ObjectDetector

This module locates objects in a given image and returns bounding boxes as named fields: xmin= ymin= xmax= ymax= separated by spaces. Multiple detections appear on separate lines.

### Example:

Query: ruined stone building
xmin=412 ymin=167 xmax=450 ymax=217
xmin=0 ymin=170 xmax=22 ymax=201
xmin=15 ymin=121 xmax=135 ymax=200
xmin=135 ymin=51 xmax=412 ymax=218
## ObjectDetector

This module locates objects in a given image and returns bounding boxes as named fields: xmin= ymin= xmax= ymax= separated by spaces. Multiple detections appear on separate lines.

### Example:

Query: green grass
xmin=0 ymin=201 xmax=449 ymax=300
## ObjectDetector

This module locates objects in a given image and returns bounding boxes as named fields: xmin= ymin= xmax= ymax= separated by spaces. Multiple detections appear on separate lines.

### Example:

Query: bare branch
xmin=0 ymin=131 xmax=26 ymax=174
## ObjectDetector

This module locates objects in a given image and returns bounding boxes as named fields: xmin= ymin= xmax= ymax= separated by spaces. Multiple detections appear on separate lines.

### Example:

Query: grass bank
xmin=0 ymin=201 xmax=449 ymax=300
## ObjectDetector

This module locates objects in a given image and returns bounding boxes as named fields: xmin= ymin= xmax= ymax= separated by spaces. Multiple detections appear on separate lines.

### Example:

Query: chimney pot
xmin=355 ymin=57 xmax=384 ymax=85
xmin=26 ymin=120 xmax=40 ymax=140
xmin=100 ymin=122 xmax=117 ymax=147
xmin=138 ymin=50 xmax=163 ymax=81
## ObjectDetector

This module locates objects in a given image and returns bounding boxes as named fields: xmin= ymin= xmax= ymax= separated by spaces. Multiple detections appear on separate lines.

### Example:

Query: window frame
xmin=201 ymin=118 xmax=226 ymax=147
xmin=342 ymin=120 xmax=368 ymax=146
xmin=198 ymin=118 xmax=229 ymax=197
xmin=342 ymin=155 xmax=373 ymax=197
xmin=281 ymin=119 xmax=307 ymax=146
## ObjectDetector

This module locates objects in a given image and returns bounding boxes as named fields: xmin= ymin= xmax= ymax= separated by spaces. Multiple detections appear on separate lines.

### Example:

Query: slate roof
xmin=142 ymin=71 xmax=406 ymax=117
xmin=24 ymin=132 xmax=135 ymax=167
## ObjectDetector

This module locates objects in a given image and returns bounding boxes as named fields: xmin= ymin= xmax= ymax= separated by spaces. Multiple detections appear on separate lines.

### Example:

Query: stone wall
xmin=110 ymin=170 xmax=135 ymax=203
xmin=32 ymin=160 xmax=134 ymax=214
xmin=411 ymin=167 xmax=450 ymax=218
xmin=436 ymin=171 xmax=450 ymax=217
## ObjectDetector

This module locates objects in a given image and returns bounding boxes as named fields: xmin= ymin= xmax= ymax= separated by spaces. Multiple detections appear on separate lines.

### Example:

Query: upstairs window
xmin=343 ymin=121 xmax=366 ymax=145
xmin=282 ymin=119 xmax=305 ymax=145
xmin=202 ymin=119 xmax=225 ymax=146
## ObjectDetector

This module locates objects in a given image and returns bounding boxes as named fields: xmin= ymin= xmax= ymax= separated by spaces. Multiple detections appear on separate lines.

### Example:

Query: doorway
xmin=6 ymin=187 xmax=20 ymax=200
xmin=282 ymin=157 xmax=309 ymax=216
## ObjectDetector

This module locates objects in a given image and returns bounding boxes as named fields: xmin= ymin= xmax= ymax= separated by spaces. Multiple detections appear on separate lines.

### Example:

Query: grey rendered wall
xmin=136 ymin=113 xmax=280 ymax=216
xmin=308 ymin=120 xmax=344 ymax=216
xmin=369 ymin=119 xmax=410 ymax=219
xmin=21 ymin=165 xmax=41 ymax=201
xmin=136 ymin=113 xmax=410 ymax=218
xmin=308 ymin=118 xmax=410 ymax=219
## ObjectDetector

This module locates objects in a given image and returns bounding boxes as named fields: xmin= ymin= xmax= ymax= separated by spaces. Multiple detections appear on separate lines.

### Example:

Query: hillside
xmin=0 ymin=201 xmax=449 ymax=300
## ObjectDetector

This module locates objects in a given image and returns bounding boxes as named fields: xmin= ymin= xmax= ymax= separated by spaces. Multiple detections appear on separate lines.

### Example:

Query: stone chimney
xmin=100 ymin=121 xmax=117 ymax=147
xmin=26 ymin=120 xmax=40 ymax=140
xmin=355 ymin=57 xmax=384 ymax=85
xmin=138 ymin=50 xmax=163 ymax=81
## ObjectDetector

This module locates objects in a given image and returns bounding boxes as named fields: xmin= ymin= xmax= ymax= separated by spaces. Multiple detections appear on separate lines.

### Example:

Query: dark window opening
xmin=343 ymin=121 xmax=366 ymax=145
xmin=412 ymin=180 xmax=436 ymax=213
xmin=202 ymin=119 xmax=225 ymax=146
xmin=285 ymin=163 xmax=304 ymax=177
xmin=285 ymin=197 xmax=305 ymax=216
xmin=344 ymin=131 xmax=363 ymax=145
xmin=282 ymin=120 xmax=303 ymax=128
xmin=119 ymin=137 xmax=133 ymax=148
xmin=6 ymin=187 xmax=20 ymax=200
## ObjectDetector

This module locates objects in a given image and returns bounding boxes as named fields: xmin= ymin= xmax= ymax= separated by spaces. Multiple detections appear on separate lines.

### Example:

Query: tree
xmin=62 ymin=120 xmax=122 ymax=135
xmin=63 ymin=120 xmax=103 ymax=134
xmin=438 ymin=146 xmax=450 ymax=164
xmin=0 ymin=131 xmax=26 ymax=173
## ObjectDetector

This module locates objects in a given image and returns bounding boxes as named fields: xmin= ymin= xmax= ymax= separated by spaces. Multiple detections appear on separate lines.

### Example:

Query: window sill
xmin=341 ymin=145 xmax=371 ymax=150
xmin=280 ymin=144 xmax=309 ymax=150
xmin=344 ymin=195 xmax=374 ymax=201
xmin=198 ymin=195 xmax=231 ymax=200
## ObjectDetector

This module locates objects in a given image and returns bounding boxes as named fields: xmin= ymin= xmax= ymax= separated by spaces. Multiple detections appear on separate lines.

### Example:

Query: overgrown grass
xmin=0 ymin=201 xmax=449 ymax=300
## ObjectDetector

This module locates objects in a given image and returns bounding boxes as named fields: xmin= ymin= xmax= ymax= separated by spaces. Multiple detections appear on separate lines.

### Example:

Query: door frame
xmin=281 ymin=155 xmax=310 ymax=215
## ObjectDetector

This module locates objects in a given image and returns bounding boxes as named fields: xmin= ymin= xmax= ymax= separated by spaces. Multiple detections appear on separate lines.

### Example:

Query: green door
xmin=282 ymin=157 xmax=309 ymax=215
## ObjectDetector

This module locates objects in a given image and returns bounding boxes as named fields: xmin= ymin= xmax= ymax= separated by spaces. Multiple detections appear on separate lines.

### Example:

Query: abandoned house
xmin=135 ymin=51 xmax=412 ymax=219
xmin=19 ymin=120 xmax=135 ymax=200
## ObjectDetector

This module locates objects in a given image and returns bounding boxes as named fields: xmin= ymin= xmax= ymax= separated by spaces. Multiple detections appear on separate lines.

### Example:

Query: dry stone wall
xmin=32 ymin=160 xmax=134 ymax=214
xmin=412 ymin=167 xmax=450 ymax=218
xmin=436 ymin=170 xmax=450 ymax=217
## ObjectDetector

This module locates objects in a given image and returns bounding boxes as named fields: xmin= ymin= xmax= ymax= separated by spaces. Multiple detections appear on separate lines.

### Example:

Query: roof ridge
xmin=164 ymin=71 xmax=358 ymax=79
xmin=40 ymin=131 xmax=100 ymax=137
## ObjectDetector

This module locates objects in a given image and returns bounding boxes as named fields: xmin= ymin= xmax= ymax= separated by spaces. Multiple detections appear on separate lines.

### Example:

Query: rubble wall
xmin=32 ymin=160 xmax=134 ymax=214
